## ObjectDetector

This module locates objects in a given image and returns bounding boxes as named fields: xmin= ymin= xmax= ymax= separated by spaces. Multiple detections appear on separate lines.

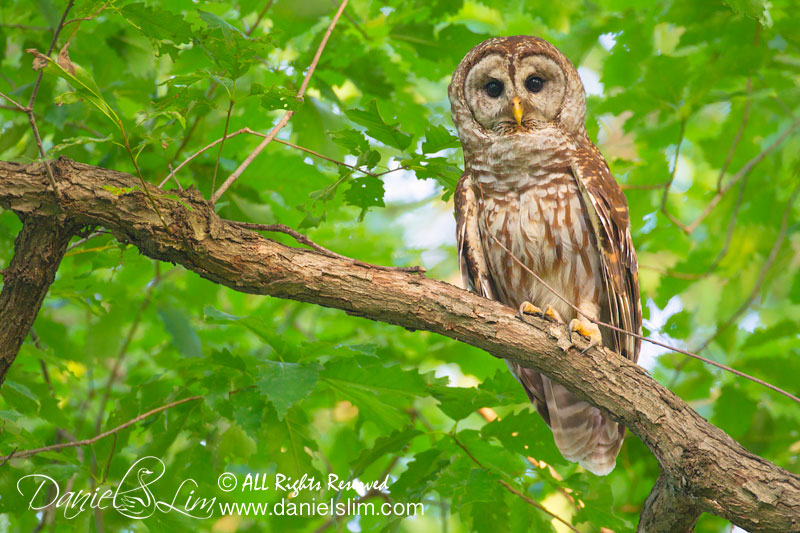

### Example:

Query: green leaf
xmin=258 ymin=86 xmax=302 ymax=112
xmin=198 ymin=10 xmax=249 ymax=39
xmin=741 ymin=320 xmax=798 ymax=350
xmin=344 ymin=100 xmax=412 ymax=151
xmin=256 ymin=360 xmax=319 ymax=420
xmin=390 ymin=448 xmax=451 ymax=501
xmin=344 ymin=176 xmax=385 ymax=217
xmin=460 ymin=468 xmax=499 ymax=505
xmin=481 ymin=409 xmax=564 ymax=465
xmin=51 ymin=134 xmax=113 ymax=154
xmin=349 ymin=427 xmax=421 ymax=479
xmin=196 ymin=11 xmax=271 ymax=79
xmin=263 ymin=406 xmax=321 ymax=479
xmin=210 ymin=348 xmax=248 ymax=373
xmin=321 ymin=356 xmax=441 ymax=430
xmin=330 ymin=129 xmax=369 ymax=155
xmin=422 ymin=124 xmax=460 ymax=153
xmin=157 ymin=305 xmax=203 ymax=358
xmin=712 ymin=383 xmax=756 ymax=438
xmin=1 ymin=381 xmax=40 ymax=414
xmin=119 ymin=3 xmax=193 ymax=45
xmin=28 ymin=49 xmax=120 ymax=126
xmin=723 ymin=0 xmax=770 ymax=25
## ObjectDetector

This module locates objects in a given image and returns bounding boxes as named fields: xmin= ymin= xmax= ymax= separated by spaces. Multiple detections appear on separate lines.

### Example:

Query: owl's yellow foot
xmin=569 ymin=318 xmax=602 ymax=353
xmin=542 ymin=306 xmax=564 ymax=323
xmin=518 ymin=302 xmax=564 ymax=324
xmin=518 ymin=301 xmax=543 ymax=321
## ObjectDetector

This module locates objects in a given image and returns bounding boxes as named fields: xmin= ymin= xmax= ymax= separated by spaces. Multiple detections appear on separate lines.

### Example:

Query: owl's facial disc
xmin=463 ymin=53 xmax=567 ymax=135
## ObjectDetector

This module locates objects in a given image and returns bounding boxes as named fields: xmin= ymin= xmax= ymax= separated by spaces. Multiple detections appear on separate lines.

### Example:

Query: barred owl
xmin=450 ymin=36 xmax=642 ymax=475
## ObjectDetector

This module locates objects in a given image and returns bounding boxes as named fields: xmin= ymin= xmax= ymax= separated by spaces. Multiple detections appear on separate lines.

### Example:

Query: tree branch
xmin=638 ymin=475 xmax=701 ymax=532
xmin=1 ymin=158 xmax=799 ymax=531
xmin=0 ymin=214 xmax=78 ymax=383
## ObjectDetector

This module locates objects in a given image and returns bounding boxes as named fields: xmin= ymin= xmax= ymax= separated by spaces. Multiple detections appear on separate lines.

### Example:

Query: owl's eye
xmin=525 ymin=76 xmax=544 ymax=93
xmin=484 ymin=80 xmax=504 ymax=98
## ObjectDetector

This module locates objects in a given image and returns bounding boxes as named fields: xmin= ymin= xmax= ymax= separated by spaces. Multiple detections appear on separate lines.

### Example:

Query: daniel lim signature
xmin=17 ymin=456 xmax=215 ymax=520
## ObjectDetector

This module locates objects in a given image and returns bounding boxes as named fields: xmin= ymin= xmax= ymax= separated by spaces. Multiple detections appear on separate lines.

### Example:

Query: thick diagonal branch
xmin=0 ymin=214 xmax=78 ymax=383
xmin=0 ymin=158 xmax=799 ymax=532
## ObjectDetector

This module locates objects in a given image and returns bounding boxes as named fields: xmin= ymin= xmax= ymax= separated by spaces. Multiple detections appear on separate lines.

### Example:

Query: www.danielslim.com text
xmin=218 ymin=498 xmax=424 ymax=518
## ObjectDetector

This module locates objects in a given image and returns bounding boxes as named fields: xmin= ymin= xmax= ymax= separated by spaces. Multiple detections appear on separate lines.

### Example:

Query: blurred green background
xmin=0 ymin=0 xmax=798 ymax=531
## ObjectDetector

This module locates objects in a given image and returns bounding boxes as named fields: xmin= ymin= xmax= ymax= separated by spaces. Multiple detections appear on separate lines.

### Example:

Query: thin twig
xmin=498 ymin=480 xmax=581 ymax=533
xmin=119 ymin=125 xmax=171 ymax=232
xmin=102 ymin=433 xmax=117 ymax=484
xmin=672 ymin=184 xmax=800 ymax=379
xmin=231 ymin=221 xmax=426 ymax=273
xmin=0 ymin=91 xmax=26 ymax=111
xmin=330 ymin=0 xmax=369 ymax=40
xmin=0 ymin=396 xmax=202 ymax=461
xmin=161 ymin=127 xmax=250 ymax=187
xmin=28 ymin=0 xmax=74 ymax=109
xmin=30 ymin=329 xmax=56 ymax=397
xmin=211 ymin=0 xmax=350 ymax=204
xmin=93 ymin=262 xmax=162 ymax=434
xmin=647 ymin=172 xmax=750 ymax=281
xmin=247 ymin=0 xmax=276 ymax=36
xmin=620 ymin=181 xmax=670 ymax=190
xmin=485 ymin=229 xmax=800 ymax=405
xmin=66 ymin=231 xmax=106 ymax=251
xmin=717 ymin=80 xmax=752 ymax=192
xmin=0 ymin=23 xmax=50 ymax=31
xmin=167 ymin=164 xmax=183 ymax=190
xmin=162 ymin=0 xmax=263 ymax=176
xmin=161 ymin=127 xmax=381 ymax=188
xmin=275 ymin=138 xmax=380 ymax=176
xmin=22 ymin=0 xmax=75 ymax=204
xmin=28 ymin=115 xmax=62 ymax=202
xmin=660 ymin=119 xmax=686 ymax=212
xmin=451 ymin=434 xmax=580 ymax=532
xmin=0 ymin=448 xmax=17 ymax=467
xmin=696 ymin=173 xmax=749 ymax=276
xmin=211 ymin=97 xmax=236 ymax=198
xmin=62 ymin=2 xmax=109 ymax=29
xmin=682 ymin=115 xmax=800 ymax=234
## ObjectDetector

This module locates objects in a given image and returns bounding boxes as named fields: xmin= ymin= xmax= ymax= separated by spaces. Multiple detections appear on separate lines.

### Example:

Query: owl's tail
xmin=541 ymin=375 xmax=623 ymax=476
xmin=511 ymin=361 xmax=624 ymax=475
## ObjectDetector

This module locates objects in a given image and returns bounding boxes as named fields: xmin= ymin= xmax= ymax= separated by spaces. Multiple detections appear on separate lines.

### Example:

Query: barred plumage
xmin=450 ymin=36 xmax=642 ymax=475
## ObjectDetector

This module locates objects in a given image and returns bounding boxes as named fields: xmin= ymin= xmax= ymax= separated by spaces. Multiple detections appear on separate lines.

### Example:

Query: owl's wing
xmin=570 ymin=143 xmax=642 ymax=362
xmin=454 ymin=173 xmax=496 ymax=300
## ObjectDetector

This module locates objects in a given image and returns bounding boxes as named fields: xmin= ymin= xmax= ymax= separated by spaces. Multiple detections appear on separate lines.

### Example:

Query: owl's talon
xmin=569 ymin=318 xmax=602 ymax=353
xmin=518 ymin=301 xmax=543 ymax=322
xmin=543 ymin=306 xmax=564 ymax=323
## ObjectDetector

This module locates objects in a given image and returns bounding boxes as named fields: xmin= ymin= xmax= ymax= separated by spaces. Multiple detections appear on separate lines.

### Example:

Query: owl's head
xmin=449 ymin=36 xmax=586 ymax=145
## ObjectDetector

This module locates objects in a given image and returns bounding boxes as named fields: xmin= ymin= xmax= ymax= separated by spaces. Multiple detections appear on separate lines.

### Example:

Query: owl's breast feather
xmin=475 ymin=172 xmax=604 ymax=319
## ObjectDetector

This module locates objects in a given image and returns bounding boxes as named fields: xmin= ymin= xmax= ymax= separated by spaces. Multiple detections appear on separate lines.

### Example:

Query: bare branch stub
xmin=1 ymin=158 xmax=800 ymax=531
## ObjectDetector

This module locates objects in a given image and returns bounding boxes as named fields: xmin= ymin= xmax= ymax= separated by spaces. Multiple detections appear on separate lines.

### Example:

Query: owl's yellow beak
xmin=512 ymin=97 xmax=524 ymax=126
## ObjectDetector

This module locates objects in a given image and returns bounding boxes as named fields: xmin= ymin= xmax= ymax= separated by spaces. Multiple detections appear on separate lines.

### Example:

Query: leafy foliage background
xmin=0 ymin=0 xmax=798 ymax=531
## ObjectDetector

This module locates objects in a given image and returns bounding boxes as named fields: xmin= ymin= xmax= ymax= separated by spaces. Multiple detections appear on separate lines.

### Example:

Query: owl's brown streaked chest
xmin=474 ymin=170 xmax=603 ymax=315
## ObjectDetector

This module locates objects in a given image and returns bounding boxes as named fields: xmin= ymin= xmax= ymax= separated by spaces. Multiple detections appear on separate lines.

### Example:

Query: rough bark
xmin=0 ymin=213 xmax=77 ymax=383
xmin=0 ymin=158 xmax=798 ymax=532
xmin=638 ymin=475 xmax=702 ymax=532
